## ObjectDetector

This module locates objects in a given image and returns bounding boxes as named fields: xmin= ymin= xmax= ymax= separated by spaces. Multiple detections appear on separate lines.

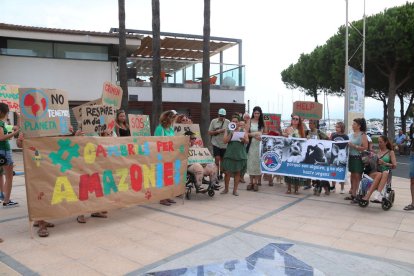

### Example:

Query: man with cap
xmin=208 ymin=108 xmax=230 ymax=180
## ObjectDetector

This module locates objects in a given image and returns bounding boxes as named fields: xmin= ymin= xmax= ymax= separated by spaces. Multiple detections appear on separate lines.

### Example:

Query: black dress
xmin=118 ymin=127 xmax=131 ymax=137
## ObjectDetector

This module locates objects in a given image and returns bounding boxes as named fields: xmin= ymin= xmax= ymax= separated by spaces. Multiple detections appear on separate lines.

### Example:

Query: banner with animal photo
xmin=22 ymin=135 xmax=189 ymax=221
xmin=129 ymin=114 xmax=151 ymax=136
xmin=72 ymin=98 xmax=102 ymax=124
xmin=102 ymin=82 xmax=122 ymax=109
xmin=260 ymin=135 xmax=349 ymax=182
xmin=19 ymin=88 xmax=71 ymax=138
xmin=188 ymin=147 xmax=214 ymax=165
xmin=263 ymin=113 xmax=281 ymax=133
xmin=174 ymin=124 xmax=203 ymax=146
xmin=81 ymin=105 xmax=115 ymax=135
xmin=0 ymin=84 xmax=20 ymax=112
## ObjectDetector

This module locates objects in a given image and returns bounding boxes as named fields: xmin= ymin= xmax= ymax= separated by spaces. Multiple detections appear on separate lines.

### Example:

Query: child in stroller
xmin=358 ymin=135 xmax=397 ymax=210
xmin=186 ymin=163 xmax=219 ymax=199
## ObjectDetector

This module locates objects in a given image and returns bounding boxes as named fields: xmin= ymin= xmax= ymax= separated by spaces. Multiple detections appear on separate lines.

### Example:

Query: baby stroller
xmin=185 ymin=171 xmax=217 ymax=200
xmin=357 ymin=151 xmax=395 ymax=210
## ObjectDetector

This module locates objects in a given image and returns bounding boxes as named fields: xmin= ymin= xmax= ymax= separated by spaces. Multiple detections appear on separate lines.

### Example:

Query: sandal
xmin=403 ymin=204 xmax=414 ymax=211
xmin=33 ymin=221 xmax=55 ymax=228
xmin=220 ymin=190 xmax=229 ymax=194
xmin=253 ymin=185 xmax=259 ymax=192
xmin=344 ymin=196 xmax=354 ymax=201
xmin=159 ymin=200 xmax=171 ymax=206
xmin=167 ymin=199 xmax=176 ymax=204
xmin=246 ymin=184 xmax=253 ymax=191
xmin=37 ymin=227 xmax=49 ymax=238
xmin=91 ymin=212 xmax=108 ymax=218
xmin=77 ymin=216 xmax=86 ymax=223
xmin=233 ymin=191 xmax=239 ymax=196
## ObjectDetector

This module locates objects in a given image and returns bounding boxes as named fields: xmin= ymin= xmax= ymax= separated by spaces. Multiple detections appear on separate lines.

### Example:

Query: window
xmin=54 ymin=43 xmax=108 ymax=60
xmin=2 ymin=39 xmax=52 ymax=57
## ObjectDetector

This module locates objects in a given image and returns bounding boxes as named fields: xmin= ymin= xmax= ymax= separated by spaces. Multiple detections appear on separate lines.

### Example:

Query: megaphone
xmin=228 ymin=122 xmax=237 ymax=131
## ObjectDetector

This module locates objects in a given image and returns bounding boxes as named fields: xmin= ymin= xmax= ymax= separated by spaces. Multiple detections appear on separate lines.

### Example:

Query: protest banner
xmin=22 ymin=135 xmax=188 ymax=221
xmin=260 ymin=135 xmax=349 ymax=182
xmin=102 ymin=82 xmax=122 ymax=109
xmin=72 ymin=98 xmax=102 ymax=124
xmin=81 ymin=105 xmax=115 ymax=134
xmin=129 ymin=114 xmax=151 ymax=136
xmin=19 ymin=88 xmax=71 ymax=138
xmin=174 ymin=123 xmax=203 ymax=147
xmin=0 ymin=84 xmax=20 ymax=112
xmin=292 ymin=101 xmax=322 ymax=120
xmin=263 ymin=113 xmax=281 ymax=133
xmin=188 ymin=147 xmax=214 ymax=165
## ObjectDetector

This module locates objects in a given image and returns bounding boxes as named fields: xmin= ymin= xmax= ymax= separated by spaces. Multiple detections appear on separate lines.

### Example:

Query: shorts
xmin=348 ymin=155 xmax=363 ymax=174
xmin=0 ymin=150 xmax=13 ymax=166
xmin=212 ymin=146 xmax=226 ymax=158
xmin=409 ymin=152 xmax=414 ymax=178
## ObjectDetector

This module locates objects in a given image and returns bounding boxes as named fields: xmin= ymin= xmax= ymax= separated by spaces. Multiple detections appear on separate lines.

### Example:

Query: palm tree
xmin=151 ymin=0 xmax=162 ymax=134
xmin=118 ymin=0 xmax=128 ymax=113
xmin=200 ymin=0 xmax=211 ymax=145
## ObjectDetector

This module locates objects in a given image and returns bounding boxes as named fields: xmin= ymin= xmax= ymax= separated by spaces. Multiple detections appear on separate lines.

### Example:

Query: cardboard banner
xmin=19 ymin=88 xmax=71 ymax=138
xmin=260 ymin=135 xmax=349 ymax=181
xmin=129 ymin=114 xmax=151 ymax=136
xmin=263 ymin=113 xmax=281 ymax=133
xmin=72 ymin=98 xmax=102 ymax=124
xmin=174 ymin=124 xmax=203 ymax=147
xmin=0 ymin=84 xmax=20 ymax=112
xmin=293 ymin=101 xmax=322 ymax=120
xmin=188 ymin=147 xmax=214 ymax=165
xmin=102 ymin=82 xmax=122 ymax=109
xmin=23 ymin=136 xmax=189 ymax=221
xmin=81 ymin=105 xmax=115 ymax=135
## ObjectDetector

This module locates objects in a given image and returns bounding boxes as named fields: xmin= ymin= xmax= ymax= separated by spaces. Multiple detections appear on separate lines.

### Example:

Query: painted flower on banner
xmin=21 ymin=89 xmax=48 ymax=119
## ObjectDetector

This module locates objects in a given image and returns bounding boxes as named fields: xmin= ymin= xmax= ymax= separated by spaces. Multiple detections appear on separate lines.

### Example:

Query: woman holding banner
xmin=155 ymin=110 xmax=177 ymax=206
xmin=346 ymin=118 xmax=369 ymax=203
xmin=115 ymin=110 xmax=130 ymax=137
xmin=283 ymin=114 xmax=306 ymax=194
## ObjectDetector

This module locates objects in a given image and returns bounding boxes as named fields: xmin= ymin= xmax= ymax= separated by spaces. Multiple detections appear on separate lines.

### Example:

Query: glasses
xmin=291 ymin=117 xmax=299 ymax=121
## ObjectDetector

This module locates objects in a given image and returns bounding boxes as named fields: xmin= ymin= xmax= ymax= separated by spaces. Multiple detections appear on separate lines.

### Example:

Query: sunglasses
xmin=291 ymin=117 xmax=299 ymax=121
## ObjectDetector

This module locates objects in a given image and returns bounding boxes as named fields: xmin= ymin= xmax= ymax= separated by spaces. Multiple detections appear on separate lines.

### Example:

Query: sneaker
xmin=340 ymin=189 xmax=345 ymax=194
xmin=3 ymin=200 xmax=19 ymax=208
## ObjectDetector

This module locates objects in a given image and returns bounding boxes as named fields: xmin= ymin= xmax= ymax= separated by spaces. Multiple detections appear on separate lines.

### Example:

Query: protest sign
xmin=292 ymin=101 xmax=322 ymax=120
xmin=19 ymin=88 xmax=71 ymax=138
xmin=188 ymin=147 xmax=214 ymax=165
xmin=174 ymin=124 xmax=203 ymax=147
xmin=72 ymin=98 xmax=102 ymax=124
xmin=263 ymin=113 xmax=281 ymax=133
xmin=129 ymin=114 xmax=151 ymax=136
xmin=102 ymin=82 xmax=122 ymax=109
xmin=22 ymin=135 xmax=188 ymax=221
xmin=260 ymin=135 xmax=349 ymax=182
xmin=0 ymin=84 xmax=20 ymax=112
xmin=81 ymin=105 xmax=115 ymax=134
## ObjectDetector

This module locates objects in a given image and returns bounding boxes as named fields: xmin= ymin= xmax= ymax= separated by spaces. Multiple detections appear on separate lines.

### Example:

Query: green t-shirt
xmin=0 ymin=121 xmax=10 ymax=151
xmin=154 ymin=125 xmax=175 ymax=136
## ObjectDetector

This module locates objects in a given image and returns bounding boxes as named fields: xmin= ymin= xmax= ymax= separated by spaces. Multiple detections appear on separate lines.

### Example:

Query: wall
xmin=0 ymin=55 xmax=116 ymax=100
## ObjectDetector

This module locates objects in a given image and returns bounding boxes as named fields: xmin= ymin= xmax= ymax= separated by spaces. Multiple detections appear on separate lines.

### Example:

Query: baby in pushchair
xmin=357 ymin=150 xmax=395 ymax=210
xmin=186 ymin=163 xmax=219 ymax=199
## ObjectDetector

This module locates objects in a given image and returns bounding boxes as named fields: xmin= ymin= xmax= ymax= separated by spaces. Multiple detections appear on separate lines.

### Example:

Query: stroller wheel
xmin=208 ymin=190 xmax=215 ymax=197
xmin=186 ymin=188 xmax=191 ymax=200
xmin=382 ymin=200 xmax=392 ymax=211
xmin=358 ymin=199 xmax=369 ymax=208
xmin=389 ymin=190 xmax=395 ymax=204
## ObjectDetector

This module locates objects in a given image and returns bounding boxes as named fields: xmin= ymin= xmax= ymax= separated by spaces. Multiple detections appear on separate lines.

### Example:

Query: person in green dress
xmin=221 ymin=114 xmax=249 ymax=196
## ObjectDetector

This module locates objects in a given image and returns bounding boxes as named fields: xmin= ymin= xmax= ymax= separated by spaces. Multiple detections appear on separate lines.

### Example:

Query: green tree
xmin=151 ymin=0 xmax=162 ymax=133
xmin=118 ymin=0 xmax=128 ymax=113
xmin=200 ymin=0 xmax=211 ymax=145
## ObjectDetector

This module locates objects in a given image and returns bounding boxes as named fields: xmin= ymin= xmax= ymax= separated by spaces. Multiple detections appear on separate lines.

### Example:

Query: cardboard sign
xmin=129 ymin=114 xmax=151 ymax=136
xmin=174 ymin=124 xmax=203 ymax=147
xmin=102 ymin=82 xmax=122 ymax=109
xmin=0 ymin=84 xmax=20 ymax=112
xmin=263 ymin=113 xmax=281 ymax=133
xmin=19 ymin=88 xmax=71 ymax=138
xmin=22 ymin=136 xmax=188 ymax=221
xmin=188 ymin=147 xmax=214 ymax=164
xmin=260 ymin=135 xmax=348 ymax=182
xmin=81 ymin=105 xmax=115 ymax=134
xmin=72 ymin=98 xmax=102 ymax=124
xmin=292 ymin=101 xmax=322 ymax=120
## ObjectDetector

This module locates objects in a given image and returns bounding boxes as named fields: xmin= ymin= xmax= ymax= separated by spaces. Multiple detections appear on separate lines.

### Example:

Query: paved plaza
xmin=1 ymin=152 xmax=414 ymax=275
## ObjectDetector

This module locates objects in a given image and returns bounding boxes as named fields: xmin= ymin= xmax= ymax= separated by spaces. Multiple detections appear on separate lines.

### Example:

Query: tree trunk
xmin=118 ymin=0 xmax=128 ymax=113
xmin=382 ymin=97 xmax=388 ymax=136
xmin=398 ymin=92 xmax=406 ymax=133
xmin=200 ymin=0 xmax=211 ymax=146
xmin=313 ymin=89 xmax=318 ymax=103
xmin=151 ymin=0 xmax=162 ymax=134
xmin=387 ymin=71 xmax=396 ymax=141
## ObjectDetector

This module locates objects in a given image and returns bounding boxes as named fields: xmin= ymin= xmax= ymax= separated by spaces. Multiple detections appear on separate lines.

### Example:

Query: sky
xmin=1 ymin=0 xmax=412 ymax=120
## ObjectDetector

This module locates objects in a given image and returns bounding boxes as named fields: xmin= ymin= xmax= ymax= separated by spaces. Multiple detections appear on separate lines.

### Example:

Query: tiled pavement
xmin=1 ymin=152 xmax=414 ymax=275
